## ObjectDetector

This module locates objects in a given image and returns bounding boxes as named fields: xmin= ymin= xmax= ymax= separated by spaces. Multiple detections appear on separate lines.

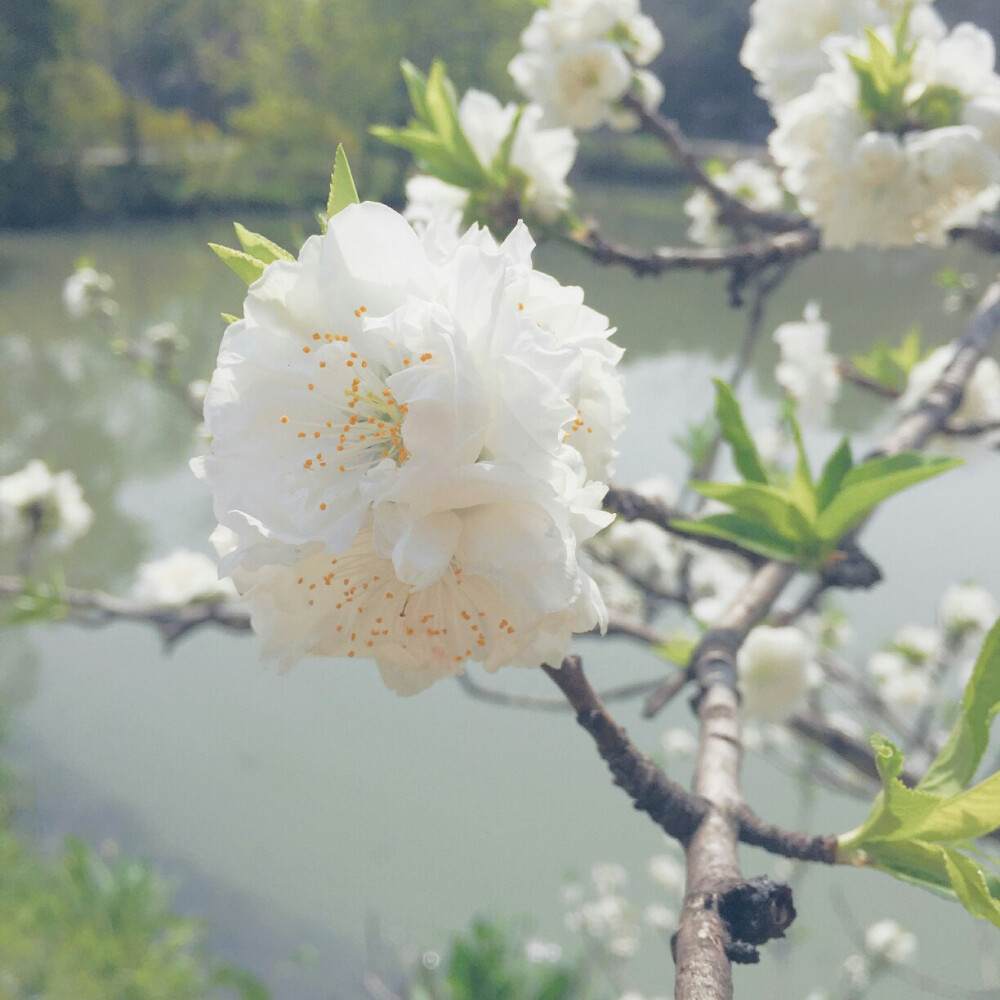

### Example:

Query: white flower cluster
xmin=938 ymin=581 xmax=998 ymax=636
xmin=563 ymin=863 xmax=641 ymax=958
xmin=737 ymin=624 xmax=814 ymax=722
xmin=584 ymin=476 xmax=682 ymax=616
xmin=404 ymin=90 xmax=577 ymax=233
xmin=0 ymin=460 xmax=93 ymax=551
xmin=62 ymin=266 xmax=116 ymax=320
xmin=899 ymin=343 xmax=1000 ymax=450
xmin=772 ymin=301 xmax=841 ymax=424
xmin=508 ymin=0 xmax=664 ymax=131
xmin=688 ymin=550 xmax=752 ymax=625
xmin=131 ymin=550 xmax=238 ymax=607
xmin=767 ymin=15 xmax=1000 ymax=247
xmin=683 ymin=159 xmax=784 ymax=246
xmin=196 ymin=203 xmax=625 ymax=695
xmin=741 ymin=0 xmax=944 ymax=106
xmin=864 ymin=918 xmax=918 ymax=965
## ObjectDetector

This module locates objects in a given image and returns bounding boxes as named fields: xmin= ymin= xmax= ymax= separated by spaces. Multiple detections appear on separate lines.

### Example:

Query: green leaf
xmin=371 ymin=125 xmax=486 ymax=189
xmin=853 ymin=341 xmax=904 ymax=391
xmin=905 ymin=770 xmax=1000 ymax=842
xmin=786 ymin=412 xmax=817 ymax=522
xmin=942 ymin=848 xmax=1000 ymax=928
xmin=890 ymin=328 xmax=924 ymax=374
xmin=490 ymin=103 xmax=526 ymax=178
xmin=327 ymin=143 xmax=360 ymax=220
xmin=3 ymin=575 xmax=67 ymax=627
xmin=655 ymin=631 xmax=699 ymax=666
xmin=712 ymin=379 xmax=769 ymax=484
xmin=424 ymin=61 xmax=487 ymax=183
xmin=208 ymin=244 xmax=266 ymax=285
xmin=669 ymin=513 xmax=801 ymax=563
xmin=815 ymin=453 xmax=961 ymax=542
xmin=816 ymin=438 xmax=853 ymax=511
xmin=221 ymin=312 xmax=239 ymax=325
xmin=689 ymin=480 xmax=814 ymax=542
xmin=233 ymin=223 xmax=294 ymax=265
xmin=400 ymin=59 xmax=431 ymax=125
xmin=920 ymin=620 xmax=1000 ymax=795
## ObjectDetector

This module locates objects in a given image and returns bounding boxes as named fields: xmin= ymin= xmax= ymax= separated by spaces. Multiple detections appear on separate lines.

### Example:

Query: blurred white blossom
xmin=865 ymin=919 xmax=918 ymax=965
xmin=684 ymin=160 xmax=784 ymax=246
xmin=404 ymin=91 xmax=577 ymax=230
xmin=648 ymin=853 xmax=685 ymax=895
xmin=770 ymin=21 xmax=1000 ymax=247
xmin=773 ymin=302 xmax=840 ymax=424
xmin=0 ymin=460 xmax=93 ymax=551
xmin=62 ymin=266 xmax=116 ymax=320
xmin=660 ymin=727 xmax=697 ymax=758
xmin=509 ymin=0 xmax=663 ymax=131
xmin=131 ymin=550 xmax=238 ymax=606
xmin=689 ymin=551 xmax=751 ymax=624
xmin=737 ymin=625 xmax=814 ymax=722
xmin=939 ymin=581 xmax=999 ymax=635
xmin=741 ymin=0 xmax=944 ymax=105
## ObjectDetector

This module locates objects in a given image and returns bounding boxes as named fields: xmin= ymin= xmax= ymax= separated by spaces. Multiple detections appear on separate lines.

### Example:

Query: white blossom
xmin=195 ymin=202 xmax=625 ymax=695
xmin=591 ymin=861 xmax=629 ymax=896
xmin=648 ymin=853 xmax=685 ymax=894
xmin=684 ymin=159 xmax=784 ymax=246
xmin=643 ymin=903 xmax=678 ymax=932
xmin=131 ymin=550 xmax=238 ymax=606
xmin=769 ymin=22 xmax=1000 ymax=247
xmin=404 ymin=91 xmax=577 ymax=230
xmin=772 ymin=301 xmax=840 ymax=424
xmin=938 ymin=581 xmax=999 ymax=634
xmin=737 ymin=625 xmax=813 ymax=722
xmin=660 ymin=726 xmax=697 ymax=758
xmin=509 ymin=0 xmax=663 ymax=131
xmin=741 ymin=0 xmax=944 ymax=106
xmin=843 ymin=953 xmax=871 ymax=990
xmin=62 ymin=266 xmax=115 ymax=320
xmin=689 ymin=551 xmax=751 ymax=624
xmin=524 ymin=938 xmax=563 ymax=963
xmin=864 ymin=919 xmax=918 ymax=965
xmin=0 ymin=460 xmax=93 ymax=550
xmin=891 ymin=623 xmax=942 ymax=664
xmin=585 ymin=559 xmax=645 ymax=617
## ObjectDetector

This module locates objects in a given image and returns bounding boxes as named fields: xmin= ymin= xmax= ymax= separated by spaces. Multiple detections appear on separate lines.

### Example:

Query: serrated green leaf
xmin=371 ymin=125 xmax=485 ymax=189
xmin=920 ymin=620 xmax=1000 ymax=795
xmin=221 ymin=312 xmax=239 ymax=325
xmin=400 ymin=59 xmax=431 ymax=125
xmin=712 ymin=379 xmax=769 ymax=484
xmin=942 ymin=848 xmax=1000 ymax=928
xmin=816 ymin=438 xmax=853 ymax=511
xmin=815 ymin=453 xmax=961 ymax=542
xmin=233 ymin=222 xmax=294 ymax=265
xmin=689 ymin=480 xmax=814 ymax=542
xmin=327 ymin=143 xmax=360 ymax=220
xmin=209 ymin=244 xmax=266 ymax=284
xmin=669 ymin=513 xmax=800 ymax=563
xmin=905 ymin=770 xmax=1000 ymax=842
xmin=424 ymin=61 xmax=488 ymax=184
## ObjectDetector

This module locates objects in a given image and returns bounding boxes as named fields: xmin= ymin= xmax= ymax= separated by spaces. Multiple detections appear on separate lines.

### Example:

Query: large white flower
xmin=509 ymin=0 xmax=663 ymax=131
xmin=772 ymin=301 xmax=840 ymax=424
xmin=770 ymin=22 xmax=1000 ymax=247
xmin=684 ymin=159 xmax=784 ymax=246
xmin=741 ymin=0 xmax=944 ymax=106
xmin=0 ymin=460 xmax=93 ymax=550
xmin=131 ymin=550 xmax=238 ymax=606
xmin=404 ymin=91 xmax=577 ymax=232
xmin=196 ymin=203 xmax=625 ymax=694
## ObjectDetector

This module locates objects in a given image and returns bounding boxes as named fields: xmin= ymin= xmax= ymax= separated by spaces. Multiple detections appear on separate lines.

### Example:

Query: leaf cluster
xmin=839 ymin=620 xmax=1000 ymax=928
xmin=849 ymin=8 xmax=965 ymax=133
xmin=672 ymin=380 xmax=960 ymax=568
xmin=412 ymin=918 xmax=587 ymax=1000
xmin=851 ymin=328 xmax=928 ymax=393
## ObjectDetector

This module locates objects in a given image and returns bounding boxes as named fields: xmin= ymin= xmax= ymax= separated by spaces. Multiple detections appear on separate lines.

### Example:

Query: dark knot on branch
xmin=714 ymin=876 xmax=796 ymax=965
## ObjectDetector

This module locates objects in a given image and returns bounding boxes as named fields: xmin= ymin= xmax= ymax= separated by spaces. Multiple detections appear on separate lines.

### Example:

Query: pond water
xmin=1 ymin=187 xmax=999 ymax=1000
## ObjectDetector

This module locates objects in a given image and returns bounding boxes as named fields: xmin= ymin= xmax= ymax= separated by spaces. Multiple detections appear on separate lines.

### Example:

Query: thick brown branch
xmin=543 ymin=657 xmax=709 ymax=841
xmin=733 ymin=804 xmax=837 ymax=863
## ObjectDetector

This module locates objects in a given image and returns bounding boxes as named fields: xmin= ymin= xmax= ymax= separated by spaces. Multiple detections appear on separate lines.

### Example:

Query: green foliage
xmin=326 ymin=143 xmax=361 ymax=223
xmin=3 ymin=574 xmax=68 ymax=627
xmin=0 ymin=755 xmax=269 ymax=999
xmin=672 ymin=380 xmax=961 ymax=567
xmin=413 ymin=919 xmax=585 ymax=1000
xmin=209 ymin=243 xmax=267 ymax=285
xmin=839 ymin=621 xmax=1000 ymax=929
xmin=852 ymin=329 xmax=928 ymax=392
xmin=849 ymin=8 xmax=965 ymax=133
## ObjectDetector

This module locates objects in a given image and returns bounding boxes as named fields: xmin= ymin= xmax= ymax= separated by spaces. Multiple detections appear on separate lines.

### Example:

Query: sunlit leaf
xmin=712 ymin=379 xmax=768 ymax=484
xmin=327 ymin=143 xmax=360 ymax=220
xmin=208 ymin=243 xmax=266 ymax=284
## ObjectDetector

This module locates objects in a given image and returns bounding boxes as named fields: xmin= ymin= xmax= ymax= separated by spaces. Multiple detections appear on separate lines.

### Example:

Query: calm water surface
xmin=1 ymin=188 xmax=999 ymax=999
